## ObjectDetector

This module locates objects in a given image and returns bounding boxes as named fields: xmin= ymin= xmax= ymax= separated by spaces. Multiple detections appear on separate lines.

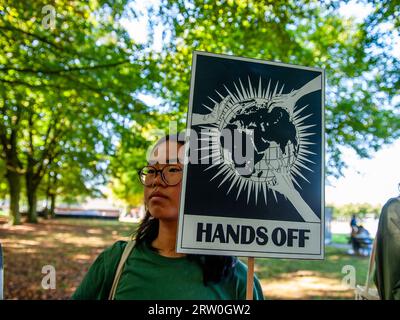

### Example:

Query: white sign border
xmin=176 ymin=51 xmax=325 ymax=260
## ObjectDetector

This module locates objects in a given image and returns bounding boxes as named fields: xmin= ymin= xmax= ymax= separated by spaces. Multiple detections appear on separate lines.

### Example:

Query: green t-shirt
xmin=72 ymin=241 xmax=264 ymax=300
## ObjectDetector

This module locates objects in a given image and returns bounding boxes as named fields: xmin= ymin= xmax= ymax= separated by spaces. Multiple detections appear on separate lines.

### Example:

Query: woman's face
xmin=144 ymin=140 xmax=184 ymax=221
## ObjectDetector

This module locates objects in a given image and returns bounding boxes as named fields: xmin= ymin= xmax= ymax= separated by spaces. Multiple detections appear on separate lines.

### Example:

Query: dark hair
xmin=134 ymin=133 xmax=237 ymax=284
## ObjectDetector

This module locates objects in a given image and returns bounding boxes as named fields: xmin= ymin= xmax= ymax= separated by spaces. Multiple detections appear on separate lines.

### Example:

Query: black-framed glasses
xmin=138 ymin=165 xmax=183 ymax=187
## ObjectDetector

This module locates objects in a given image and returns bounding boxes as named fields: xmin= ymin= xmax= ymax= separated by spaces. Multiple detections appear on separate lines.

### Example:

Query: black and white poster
xmin=177 ymin=51 xmax=325 ymax=259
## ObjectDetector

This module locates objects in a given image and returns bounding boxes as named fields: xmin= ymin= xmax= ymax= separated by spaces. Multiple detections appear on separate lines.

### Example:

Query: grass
xmin=0 ymin=216 xmax=370 ymax=300
xmin=239 ymin=233 xmax=371 ymax=299
xmin=332 ymin=233 xmax=350 ymax=244
xmin=251 ymin=246 xmax=368 ymax=282
xmin=241 ymin=246 xmax=370 ymax=299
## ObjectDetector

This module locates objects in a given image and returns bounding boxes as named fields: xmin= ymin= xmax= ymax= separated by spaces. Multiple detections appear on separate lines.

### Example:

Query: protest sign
xmin=177 ymin=51 xmax=325 ymax=259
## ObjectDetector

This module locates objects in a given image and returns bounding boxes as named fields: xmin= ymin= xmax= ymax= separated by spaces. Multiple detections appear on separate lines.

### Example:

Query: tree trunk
xmin=27 ymin=188 xmax=38 ymax=223
xmin=6 ymin=169 xmax=21 ymax=225
xmin=49 ymin=193 xmax=56 ymax=219
xmin=42 ymin=207 xmax=49 ymax=219
xmin=26 ymin=171 xmax=38 ymax=223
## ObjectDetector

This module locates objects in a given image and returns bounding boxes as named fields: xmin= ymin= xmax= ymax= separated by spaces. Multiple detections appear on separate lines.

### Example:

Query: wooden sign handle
xmin=246 ymin=257 xmax=255 ymax=300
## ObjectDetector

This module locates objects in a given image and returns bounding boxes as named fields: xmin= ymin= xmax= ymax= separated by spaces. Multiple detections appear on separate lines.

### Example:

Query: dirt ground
xmin=0 ymin=217 xmax=133 ymax=299
xmin=0 ymin=217 xmax=366 ymax=300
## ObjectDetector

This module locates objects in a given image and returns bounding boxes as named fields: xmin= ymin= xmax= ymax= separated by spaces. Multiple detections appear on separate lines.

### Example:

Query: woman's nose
xmin=151 ymin=171 xmax=166 ymax=187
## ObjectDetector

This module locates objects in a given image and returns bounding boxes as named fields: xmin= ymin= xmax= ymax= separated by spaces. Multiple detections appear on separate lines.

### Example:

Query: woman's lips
xmin=149 ymin=192 xmax=168 ymax=201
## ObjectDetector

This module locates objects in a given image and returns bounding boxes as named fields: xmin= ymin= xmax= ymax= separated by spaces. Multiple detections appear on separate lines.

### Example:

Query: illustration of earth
xmin=219 ymin=98 xmax=299 ymax=182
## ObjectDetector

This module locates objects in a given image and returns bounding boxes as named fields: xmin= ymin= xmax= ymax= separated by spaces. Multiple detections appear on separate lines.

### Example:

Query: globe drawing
xmin=250 ymin=140 xmax=298 ymax=183
xmin=194 ymin=75 xmax=321 ymax=222
xmin=218 ymin=97 xmax=300 ymax=184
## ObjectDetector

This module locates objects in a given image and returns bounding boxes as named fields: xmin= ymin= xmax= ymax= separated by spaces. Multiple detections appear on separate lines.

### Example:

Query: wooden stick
xmin=0 ymin=244 xmax=3 ymax=300
xmin=246 ymin=257 xmax=255 ymax=300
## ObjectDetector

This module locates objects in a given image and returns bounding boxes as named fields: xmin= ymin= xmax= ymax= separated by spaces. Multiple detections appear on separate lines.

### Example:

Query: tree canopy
xmin=0 ymin=0 xmax=150 ymax=223
xmin=0 ymin=0 xmax=399 ymax=224
xmin=145 ymin=0 xmax=399 ymax=178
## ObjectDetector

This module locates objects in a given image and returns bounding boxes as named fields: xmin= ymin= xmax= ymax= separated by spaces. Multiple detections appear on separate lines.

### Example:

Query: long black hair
xmin=134 ymin=133 xmax=237 ymax=284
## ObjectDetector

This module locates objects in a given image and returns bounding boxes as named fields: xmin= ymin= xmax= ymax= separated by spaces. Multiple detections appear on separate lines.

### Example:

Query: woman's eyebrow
xmin=147 ymin=158 xmax=180 ymax=165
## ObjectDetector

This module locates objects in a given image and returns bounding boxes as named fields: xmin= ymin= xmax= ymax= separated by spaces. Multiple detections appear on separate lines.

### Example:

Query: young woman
xmin=72 ymin=134 xmax=264 ymax=300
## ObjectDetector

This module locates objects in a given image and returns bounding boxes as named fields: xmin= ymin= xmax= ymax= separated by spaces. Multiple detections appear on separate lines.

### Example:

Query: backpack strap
xmin=108 ymin=240 xmax=136 ymax=300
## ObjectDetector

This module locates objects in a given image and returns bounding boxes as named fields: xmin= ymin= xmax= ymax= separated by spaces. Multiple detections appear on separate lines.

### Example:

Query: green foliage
xmin=0 ymin=0 xmax=152 ymax=221
xmin=109 ymin=147 xmax=146 ymax=207
xmin=0 ymin=0 xmax=399 ymax=223
xmin=329 ymin=202 xmax=381 ymax=218
xmin=0 ymin=159 xmax=7 ymax=198
xmin=108 ymin=113 xmax=185 ymax=206
xmin=147 ymin=0 xmax=400 ymax=177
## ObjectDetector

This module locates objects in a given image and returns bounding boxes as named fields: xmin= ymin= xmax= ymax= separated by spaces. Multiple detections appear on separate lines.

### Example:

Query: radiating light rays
xmin=196 ymin=76 xmax=316 ymax=206
xmin=201 ymin=77 xmax=287 ymax=122
xmin=202 ymin=103 xmax=213 ymax=112
xmin=292 ymin=102 xmax=316 ymax=188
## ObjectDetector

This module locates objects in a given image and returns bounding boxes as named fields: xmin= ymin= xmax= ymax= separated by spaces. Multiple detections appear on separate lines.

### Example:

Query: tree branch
xmin=62 ymin=74 xmax=105 ymax=95
xmin=0 ymin=24 xmax=67 ymax=53
xmin=0 ymin=129 xmax=9 ymax=158
xmin=0 ymin=60 xmax=130 ymax=75
xmin=41 ymin=111 xmax=59 ymax=159
xmin=27 ymin=108 xmax=37 ymax=164
xmin=35 ymin=127 xmax=65 ymax=179
xmin=0 ymin=78 xmax=67 ymax=90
